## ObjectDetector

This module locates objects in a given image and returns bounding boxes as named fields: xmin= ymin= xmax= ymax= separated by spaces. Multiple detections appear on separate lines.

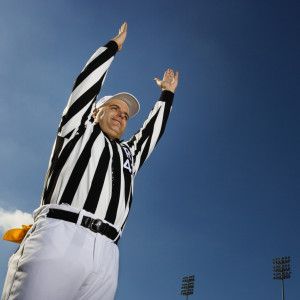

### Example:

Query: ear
xmin=93 ymin=107 xmax=99 ymax=119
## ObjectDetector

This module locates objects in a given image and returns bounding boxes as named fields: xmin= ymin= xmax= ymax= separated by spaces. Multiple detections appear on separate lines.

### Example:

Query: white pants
xmin=1 ymin=204 xmax=119 ymax=300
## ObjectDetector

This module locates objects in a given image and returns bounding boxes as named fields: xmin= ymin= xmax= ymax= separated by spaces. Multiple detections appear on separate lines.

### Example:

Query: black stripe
xmin=72 ymin=41 xmax=117 ymax=92
xmin=83 ymin=138 xmax=110 ymax=213
xmin=58 ymin=74 xmax=106 ymax=133
xmin=59 ymin=124 xmax=101 ymax=205
xmin=41 ymin=135 xmax=64 ymax=204
xmin=81 ymin=100 xmax=95 ymax=126
xmin=64 ymin=129 xmax=75 ymax=139
xmin=105 ymin=142 xmax=121 ymax=224
xmin=43 ymin=130 xmax=84 ymax=205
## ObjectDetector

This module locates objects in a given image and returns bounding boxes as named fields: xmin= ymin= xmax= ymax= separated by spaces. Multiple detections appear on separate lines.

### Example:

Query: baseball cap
xmin=96 ymin=93 xmax=140 ymax=118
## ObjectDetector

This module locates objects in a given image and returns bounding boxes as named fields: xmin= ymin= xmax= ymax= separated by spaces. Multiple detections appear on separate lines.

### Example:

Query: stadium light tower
xmin=272 ymin=256 xmax=291 ymax=300
xmin=180 ymin=275 xmax=195 ymax=300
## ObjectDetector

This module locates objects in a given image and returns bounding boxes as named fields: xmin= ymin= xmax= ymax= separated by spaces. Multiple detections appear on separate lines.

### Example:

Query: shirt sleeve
xmin=58 ymin=41 xmax=118 ymax=138
xmin=123 ymin=90 xmax=174 ymax=176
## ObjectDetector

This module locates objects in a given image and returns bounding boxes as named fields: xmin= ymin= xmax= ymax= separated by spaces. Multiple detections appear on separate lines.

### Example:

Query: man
xmin=2 ymin=22 xmax=178 ymax=300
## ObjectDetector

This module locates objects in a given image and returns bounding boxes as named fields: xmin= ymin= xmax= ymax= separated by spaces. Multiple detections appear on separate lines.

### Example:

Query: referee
xmin=2 ymin=22 xmax=178 ymax=300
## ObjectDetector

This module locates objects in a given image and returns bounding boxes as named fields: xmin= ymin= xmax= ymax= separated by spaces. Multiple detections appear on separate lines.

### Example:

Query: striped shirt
xmin=40 ymin=41 xmax=174 ymax=236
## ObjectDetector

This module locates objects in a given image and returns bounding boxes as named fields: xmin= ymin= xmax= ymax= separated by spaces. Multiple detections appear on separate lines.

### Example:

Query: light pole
xmin=272 ymin=256 xmax=291 ymax=300
xmin=180 ymin=275 xmax=195 ymax=300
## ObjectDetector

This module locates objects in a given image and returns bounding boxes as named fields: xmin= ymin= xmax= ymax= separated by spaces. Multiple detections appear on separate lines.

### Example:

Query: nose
xmin=117 ymin=111 xmax=127 ymax=120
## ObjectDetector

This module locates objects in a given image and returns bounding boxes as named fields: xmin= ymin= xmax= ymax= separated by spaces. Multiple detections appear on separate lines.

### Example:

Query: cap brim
xmin=96 ymin=93 xmax=140 ymax=118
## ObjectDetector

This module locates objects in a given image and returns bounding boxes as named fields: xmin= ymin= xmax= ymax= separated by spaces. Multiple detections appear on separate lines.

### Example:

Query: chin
xmin=111 ymin=127 xmax=123 ymax=137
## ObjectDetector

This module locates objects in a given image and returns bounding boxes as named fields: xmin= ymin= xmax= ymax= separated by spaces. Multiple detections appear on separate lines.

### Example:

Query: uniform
xmin=2 ymin=40 xmax=174 ymax=300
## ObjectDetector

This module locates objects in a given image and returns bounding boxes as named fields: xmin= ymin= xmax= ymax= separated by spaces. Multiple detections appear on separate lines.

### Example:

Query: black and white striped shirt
xmin=40 ymin=41 xmax=174 ymax=236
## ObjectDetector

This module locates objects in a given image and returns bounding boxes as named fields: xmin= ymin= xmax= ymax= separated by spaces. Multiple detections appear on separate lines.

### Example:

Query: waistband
xmin=34 ymin=204 xmax=120 ymax=244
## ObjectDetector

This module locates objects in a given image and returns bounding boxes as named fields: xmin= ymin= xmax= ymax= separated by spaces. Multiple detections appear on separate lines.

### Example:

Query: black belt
xmin=47 ymin=208 xmax=119 ymax=244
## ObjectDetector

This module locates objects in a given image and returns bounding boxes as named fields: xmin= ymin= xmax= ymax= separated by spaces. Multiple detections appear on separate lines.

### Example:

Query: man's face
xmin=93 ymin=100 xmax=129 ymax=140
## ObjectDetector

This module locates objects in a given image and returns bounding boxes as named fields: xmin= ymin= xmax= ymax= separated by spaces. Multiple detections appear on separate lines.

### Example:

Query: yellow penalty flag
xmin=3 ymin=225 xmax=33 ymax=244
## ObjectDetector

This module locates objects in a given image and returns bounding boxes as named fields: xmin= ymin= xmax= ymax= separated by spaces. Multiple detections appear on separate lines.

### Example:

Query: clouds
xmin=0 ymin=207 xmax=33 ymax=232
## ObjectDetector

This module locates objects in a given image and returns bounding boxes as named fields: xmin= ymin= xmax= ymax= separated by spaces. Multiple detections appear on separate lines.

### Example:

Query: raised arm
xmin=58 ymin=23 xmax=128 ymax=138
xmin=124 ymin=68 xmax=179 ymax=175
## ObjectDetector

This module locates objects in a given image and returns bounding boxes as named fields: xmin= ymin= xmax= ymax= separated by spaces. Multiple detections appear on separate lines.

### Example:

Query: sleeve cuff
xmin=159 ymin=90 xmax=174 ymax=105
xmin=104 ymin=41 xmax=119 ymax=54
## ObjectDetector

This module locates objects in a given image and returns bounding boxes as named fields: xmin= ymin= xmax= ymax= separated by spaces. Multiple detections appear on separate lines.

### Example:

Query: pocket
xmin=29 ymin=217 xmax=63 ymax=238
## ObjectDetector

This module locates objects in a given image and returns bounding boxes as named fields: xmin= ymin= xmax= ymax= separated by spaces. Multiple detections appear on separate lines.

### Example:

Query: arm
xmin=58 ymin=23 xmax=128 ymax=138
xmin=124 ymin=69 xmax=179 ymax=175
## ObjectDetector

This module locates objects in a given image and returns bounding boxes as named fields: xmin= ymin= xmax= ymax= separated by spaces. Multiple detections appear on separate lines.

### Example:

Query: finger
xmin=119 ymin=22 xmax=127 ymax=34
xmin=154 ymin=78 xmax=162 ymax=86
xmin=163 ymin=70 xmax=169 ymax=80
xmin=174 ymin=71 xmax=179 ymax=81
xmin=122 ymin=22 xmax=127 ymax=32
xmin=165 ymin=69 xmax=174 ymax=79
xmin=170 ymin=72 xmax=178 ymax=85
xmin=172 ymin=71 xmax=179 ymax=87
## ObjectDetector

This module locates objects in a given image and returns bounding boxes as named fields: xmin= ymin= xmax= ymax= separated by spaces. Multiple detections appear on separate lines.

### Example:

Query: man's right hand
xmin=112 ymin=22 xmax=127 ymax=51
xmin=154 ymin=69 xmax=179 ymax=93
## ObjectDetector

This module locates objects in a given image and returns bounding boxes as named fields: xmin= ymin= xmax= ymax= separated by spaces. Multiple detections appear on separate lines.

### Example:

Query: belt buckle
xmin=89 ymin=219 xmax=102 ymax=233
xmin=89 ymin=218 xmax=109 ymax=235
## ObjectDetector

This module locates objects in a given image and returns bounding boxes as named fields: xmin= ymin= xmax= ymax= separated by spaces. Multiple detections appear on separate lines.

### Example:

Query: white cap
xmin=96 ymin=92 xmax=140 ymax=118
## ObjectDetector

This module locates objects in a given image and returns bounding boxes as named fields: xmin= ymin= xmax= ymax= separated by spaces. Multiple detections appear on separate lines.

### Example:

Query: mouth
xmin=112 ymin=118 xmax=122 ymax=126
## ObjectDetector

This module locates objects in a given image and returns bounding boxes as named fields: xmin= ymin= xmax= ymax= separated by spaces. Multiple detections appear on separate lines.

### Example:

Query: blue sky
xmin=0 ymin=0 xmax=299 ymax=299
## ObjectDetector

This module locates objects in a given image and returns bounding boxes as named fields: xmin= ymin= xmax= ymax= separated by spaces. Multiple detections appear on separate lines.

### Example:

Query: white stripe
xmin=62 ymin=58 xmax=113 ymax=117
xmin=114 ymin=145 xmax=126 ymax=227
